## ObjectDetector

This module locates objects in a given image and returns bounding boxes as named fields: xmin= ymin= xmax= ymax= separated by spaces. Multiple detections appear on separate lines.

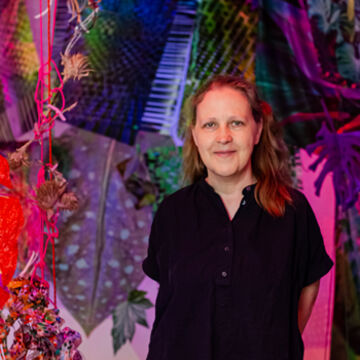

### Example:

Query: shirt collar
xmin=198 ymin=177 xmax=256 ymax=198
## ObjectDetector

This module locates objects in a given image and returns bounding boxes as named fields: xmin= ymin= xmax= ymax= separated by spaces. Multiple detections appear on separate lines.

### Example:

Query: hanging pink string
xmin=32 ymin=0 xmax=62 ymax=308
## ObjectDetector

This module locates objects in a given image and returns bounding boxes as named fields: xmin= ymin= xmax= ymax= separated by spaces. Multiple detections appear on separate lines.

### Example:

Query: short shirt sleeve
xmin=142 ymin=202 xmax=165 ymax=282
xmin=301 ymin=196 xmax=333 ymax=288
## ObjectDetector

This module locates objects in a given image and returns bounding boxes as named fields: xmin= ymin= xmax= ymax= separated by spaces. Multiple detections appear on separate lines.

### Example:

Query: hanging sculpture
xmin=0 ymin=0 xmax=101 ymax=358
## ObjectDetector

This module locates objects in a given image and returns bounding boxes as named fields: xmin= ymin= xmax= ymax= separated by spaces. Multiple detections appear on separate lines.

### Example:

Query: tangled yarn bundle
xmin=0 ymin=276 xmax=82 ymax=360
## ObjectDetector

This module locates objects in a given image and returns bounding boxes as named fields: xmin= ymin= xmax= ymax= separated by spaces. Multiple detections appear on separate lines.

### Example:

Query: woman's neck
xmin=205 ymin=172 xmax=256 ymax=198
xmin=205 ymin=173 xmax=256 ymax=220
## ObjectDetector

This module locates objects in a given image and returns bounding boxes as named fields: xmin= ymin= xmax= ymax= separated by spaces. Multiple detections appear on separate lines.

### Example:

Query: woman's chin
xmin=208 ymin=168 xmax=240 ymax=179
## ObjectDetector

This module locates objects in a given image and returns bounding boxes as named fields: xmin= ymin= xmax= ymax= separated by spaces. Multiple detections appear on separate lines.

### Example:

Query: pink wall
xmin=300 ymin=150 xmax=335 ymax=360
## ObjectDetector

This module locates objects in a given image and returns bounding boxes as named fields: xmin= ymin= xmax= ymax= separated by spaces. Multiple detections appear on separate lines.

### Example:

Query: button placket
xmin=215 ymin=223 xmax=233 ymax=285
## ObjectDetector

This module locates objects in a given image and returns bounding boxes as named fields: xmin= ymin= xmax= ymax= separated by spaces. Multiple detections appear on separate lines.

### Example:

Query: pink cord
xmin=32 ymin=0 xmax=62 ymax=308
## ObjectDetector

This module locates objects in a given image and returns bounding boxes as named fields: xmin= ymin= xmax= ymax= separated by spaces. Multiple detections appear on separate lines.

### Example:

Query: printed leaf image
xmin=337 ymin=114 xmax=360 ymax=133
xmin=111 ymin=289 xmax=153 ymax=354
xmin=145 ymin=145 xmax=183 ymax=211
xmin=336 ymin=42 xmax=360 ymax=83
xmin=306 ymin=121 xmax=360 ymax=209
xmin=308 ymin=0 xmax=341 ymax=35
xmin=281 ymin=111 xmax=350 ymax=126
xmin=46 ymin=125 xmax=153 ymax=335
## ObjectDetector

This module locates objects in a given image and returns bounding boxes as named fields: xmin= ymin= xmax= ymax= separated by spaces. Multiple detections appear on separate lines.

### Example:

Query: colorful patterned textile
xmin=55 ymin=0 xmax=178 ymax=144
xmin=186 ymin=0 xmax=258 ymax=96
xmin=0 ymin=0 xmax=38 ymax=140
xmin=145 ymin=145 xmax=183 ymax=212
xmin=256 ymin=0 xmax=360 ymax=147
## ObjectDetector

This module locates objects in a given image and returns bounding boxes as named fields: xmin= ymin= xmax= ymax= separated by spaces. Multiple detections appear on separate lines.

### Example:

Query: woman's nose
xmin=216 ymin=126 xmax=232 ymax=144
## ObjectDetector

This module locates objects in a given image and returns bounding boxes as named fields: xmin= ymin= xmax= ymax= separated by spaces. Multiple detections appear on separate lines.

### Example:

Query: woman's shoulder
xmin=288 ymin=186 xmax=307 ymax=204
xmin=157 ymin=182 xmax=199 ymax=212
xmin=286 ymin=186 xmax=314 ymax=215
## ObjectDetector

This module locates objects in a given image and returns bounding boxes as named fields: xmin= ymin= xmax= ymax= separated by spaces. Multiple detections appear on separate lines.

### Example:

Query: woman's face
xmin=192 ymin=86 xmax=263 ymax=182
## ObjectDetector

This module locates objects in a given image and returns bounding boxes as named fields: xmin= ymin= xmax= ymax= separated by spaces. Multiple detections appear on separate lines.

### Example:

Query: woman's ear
xmin=255 ymin=118 xmax=263 ymax=145
xmin=191 ymin=127 xmax=198 ymax=147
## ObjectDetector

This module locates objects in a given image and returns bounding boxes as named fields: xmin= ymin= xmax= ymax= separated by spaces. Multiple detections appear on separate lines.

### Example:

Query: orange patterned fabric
xmin=0 ymin=155 xmax=12 ymax=189
xmin=0 ymin=195 xmax=24 ymax=308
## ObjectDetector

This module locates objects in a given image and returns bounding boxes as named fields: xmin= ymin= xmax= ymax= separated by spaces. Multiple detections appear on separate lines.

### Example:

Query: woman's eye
xmin=231 ymin=120 xmax=244 ymax=127
xmin=204 ymin=122 xmax=216 ymax=128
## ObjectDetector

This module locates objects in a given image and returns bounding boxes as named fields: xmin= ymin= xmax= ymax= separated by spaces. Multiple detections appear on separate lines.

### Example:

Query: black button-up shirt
xmin=142 ymin=178 xmax=333 ymax=360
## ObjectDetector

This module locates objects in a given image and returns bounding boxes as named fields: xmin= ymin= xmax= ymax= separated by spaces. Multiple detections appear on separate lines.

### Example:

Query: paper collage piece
xmin=42 ymin=125 xmax=152 ymax=335
xmin=0 ymin=0 xmax=39 ymax=141
xmin=53 ymin=0 xmax=179 ymax=144
xmin=185 ymin=0 xmax=258 ymax=98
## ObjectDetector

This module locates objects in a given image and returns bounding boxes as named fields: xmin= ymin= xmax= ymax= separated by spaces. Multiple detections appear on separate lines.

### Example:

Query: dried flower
xmin=63 ymin=102 xmax=78 ymax=114
xmin=36 ymin=174 xmax=79 ymax=218
xmin=88 ymin=0 xmax=101 ymax=10
xmin=61 ymin=53 xmax=92 ymax=83
xmin=36 ymin=180 xmax=66 ymax=212
xmin=67 ymin=0 xmax=84 ymax=23
xmin=59 ymin=192 xmax=79 ymax=211
xmin=7 ymin=140 xmax=32 ymax=170
xmin=51 ymin=169 xmax=68 ymax=193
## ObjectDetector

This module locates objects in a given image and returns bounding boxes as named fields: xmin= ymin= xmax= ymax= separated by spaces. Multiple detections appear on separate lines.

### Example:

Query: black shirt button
xmin=224 ymin=246 xmax=230 ymax=252
xmin=221 ymin=271 xmax=228 ymax=278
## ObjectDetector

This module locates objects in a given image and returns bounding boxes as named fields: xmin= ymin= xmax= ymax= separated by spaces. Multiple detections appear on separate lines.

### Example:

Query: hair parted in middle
xmin=182 ymin=74 xmax=293 ymax=217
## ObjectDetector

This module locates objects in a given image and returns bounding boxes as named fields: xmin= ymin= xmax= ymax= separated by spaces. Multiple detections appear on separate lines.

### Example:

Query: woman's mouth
xmin=214 ymin=150 xmax=236 ymax=157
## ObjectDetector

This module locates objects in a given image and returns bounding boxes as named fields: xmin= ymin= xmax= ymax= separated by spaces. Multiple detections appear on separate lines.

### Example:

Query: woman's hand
xmin=298 ymin=280 xmax=320 ymax=334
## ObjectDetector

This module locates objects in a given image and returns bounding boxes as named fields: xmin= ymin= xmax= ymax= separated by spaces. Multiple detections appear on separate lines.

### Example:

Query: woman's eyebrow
xmin=227 ymin=115 xmax=246 ymax=120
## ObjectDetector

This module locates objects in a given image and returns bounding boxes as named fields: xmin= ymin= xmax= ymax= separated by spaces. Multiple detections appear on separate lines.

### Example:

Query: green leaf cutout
xmin=111 ymin=290 xmax=153 ymax=354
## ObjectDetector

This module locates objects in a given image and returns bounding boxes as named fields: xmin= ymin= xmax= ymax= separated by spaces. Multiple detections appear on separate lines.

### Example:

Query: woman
xmin=142 ymin=75 xmax=333 ymax=360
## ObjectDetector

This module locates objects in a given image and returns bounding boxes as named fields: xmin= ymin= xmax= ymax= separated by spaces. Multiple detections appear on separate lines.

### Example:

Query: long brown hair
xmin=182 ymin=75 xmax=293 ymax=217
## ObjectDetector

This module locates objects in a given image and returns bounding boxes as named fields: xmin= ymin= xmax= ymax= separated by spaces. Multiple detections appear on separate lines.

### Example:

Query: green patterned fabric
xmin=186 ymin=0 xmax=258 ymax=96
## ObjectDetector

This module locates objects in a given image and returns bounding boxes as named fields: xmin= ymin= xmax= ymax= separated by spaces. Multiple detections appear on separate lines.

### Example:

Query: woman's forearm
xmin=298 ymin=280 xmax=320 ymax=334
